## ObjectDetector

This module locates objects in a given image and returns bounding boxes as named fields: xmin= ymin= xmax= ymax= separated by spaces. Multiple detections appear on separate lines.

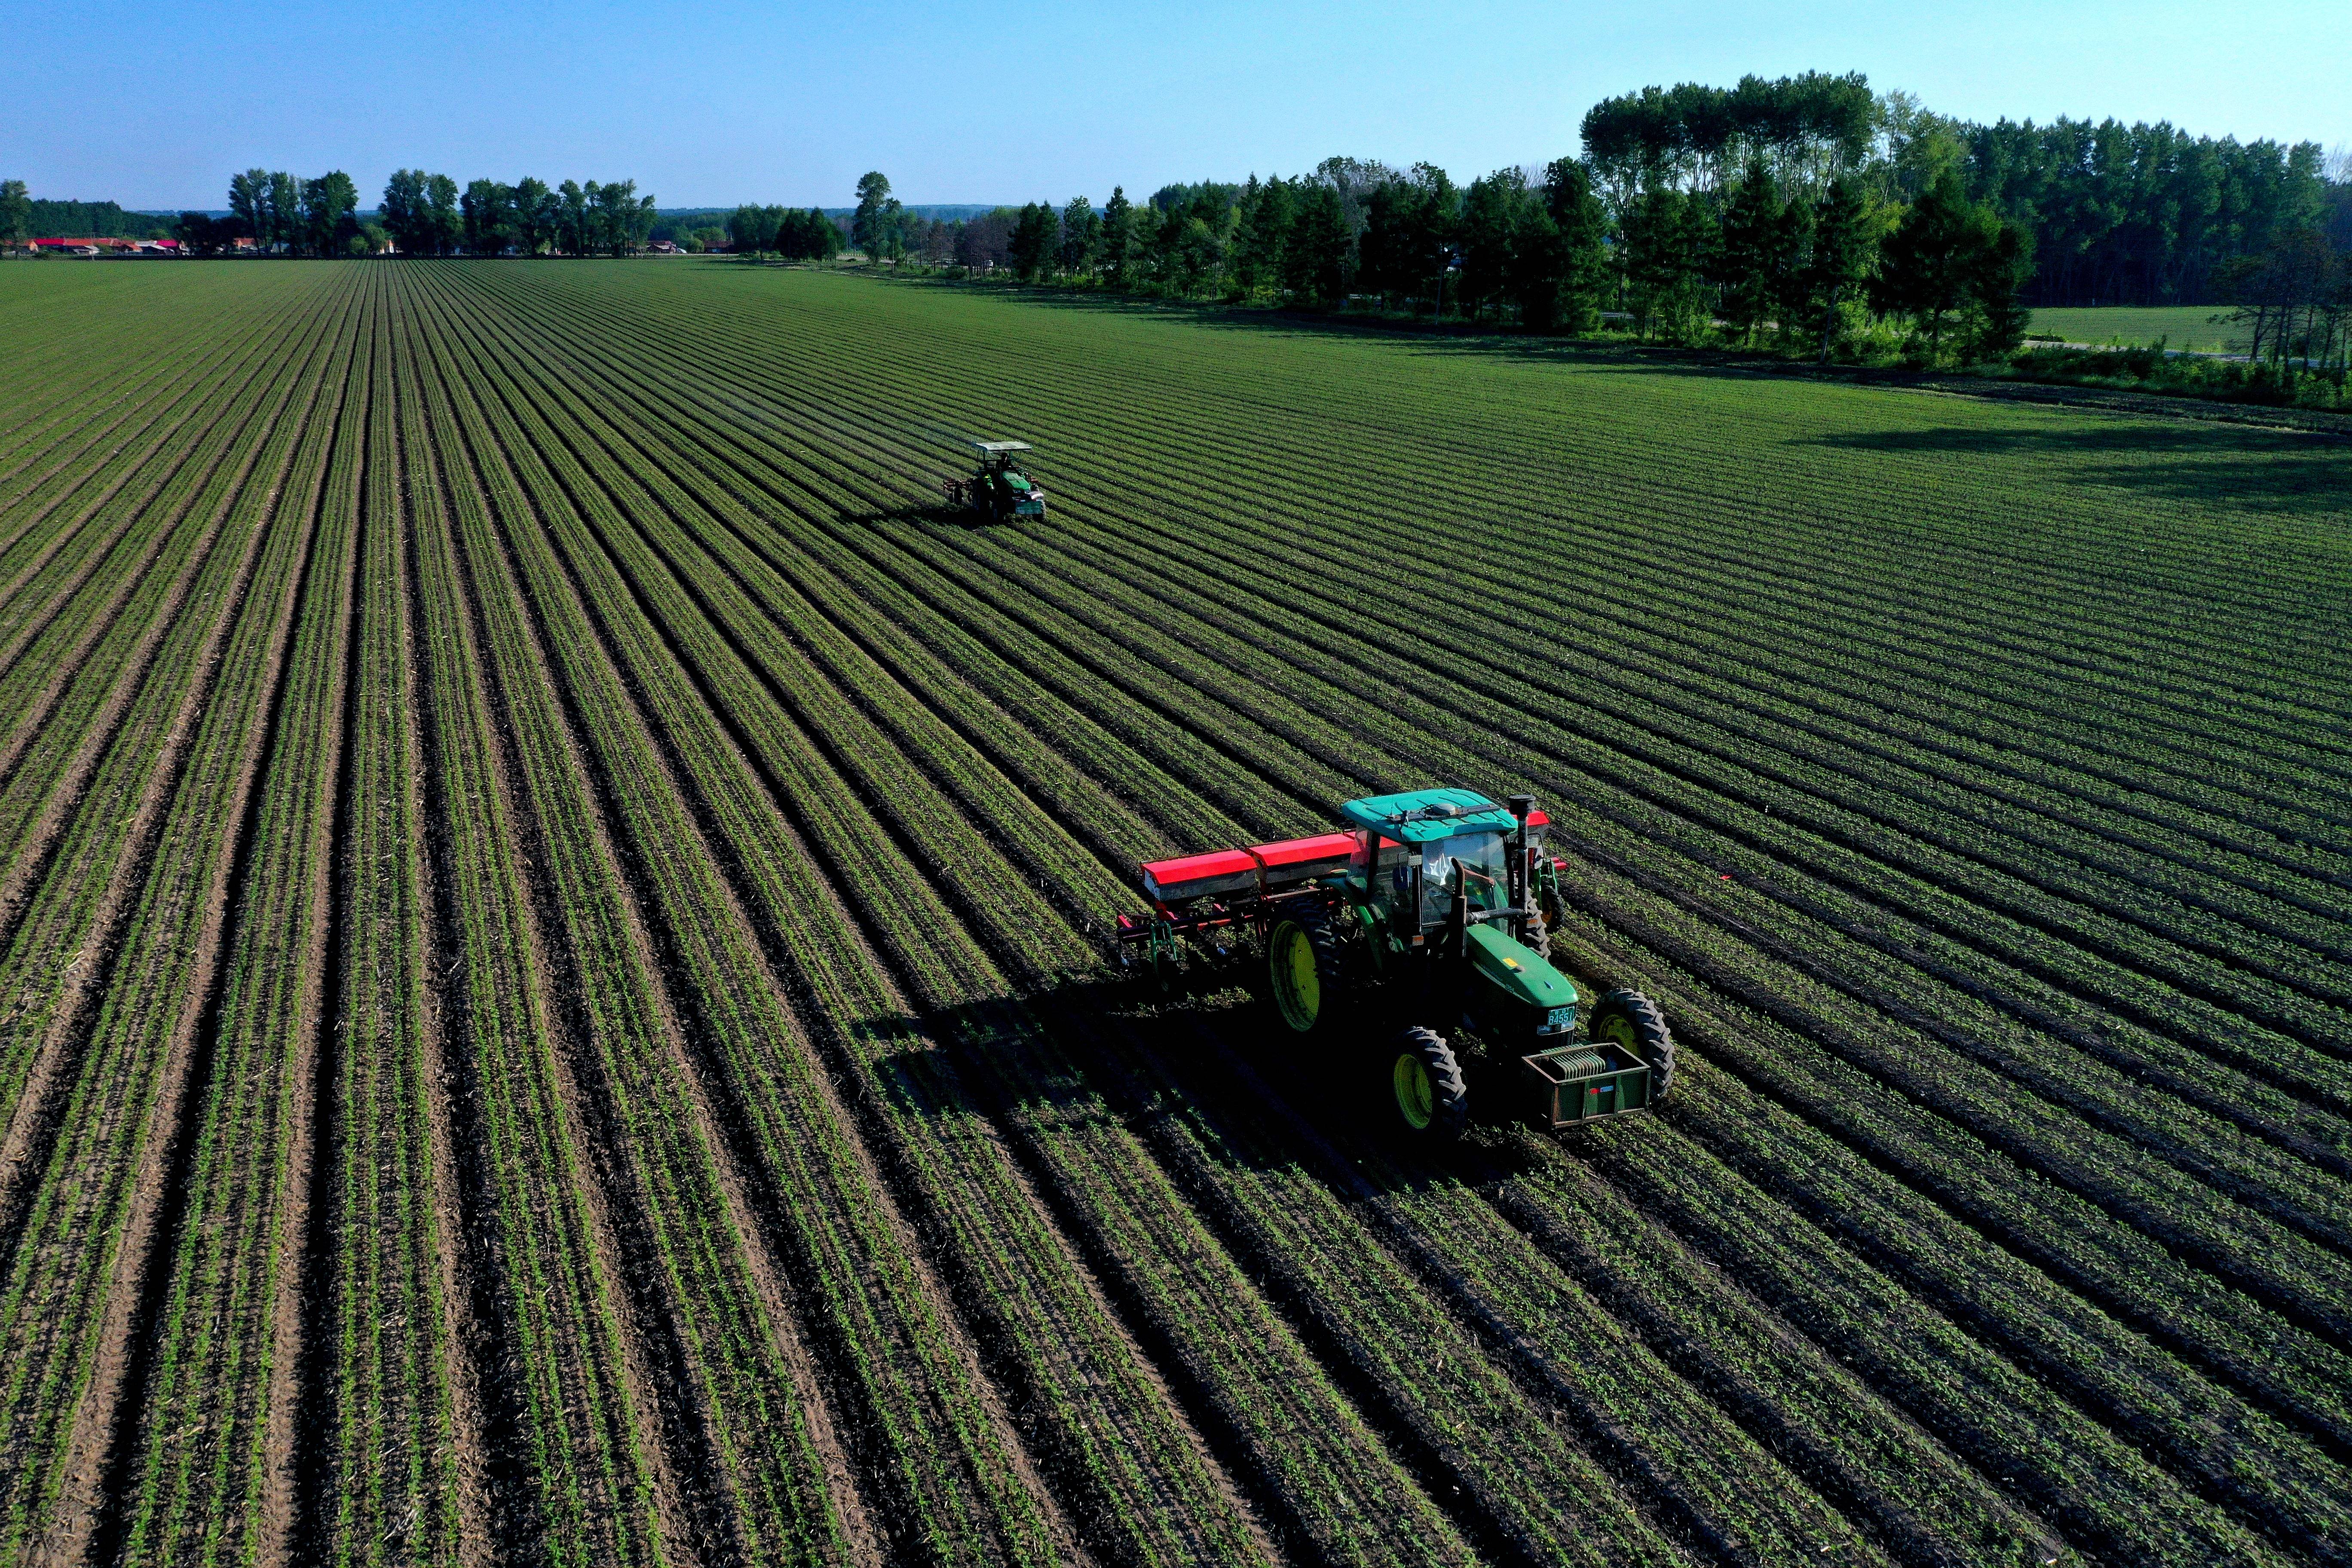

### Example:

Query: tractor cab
xmin=944 ymin=440 xmax=1048 ymax=523
xmin=1341 ymin=790 xmax=1525 ymax=944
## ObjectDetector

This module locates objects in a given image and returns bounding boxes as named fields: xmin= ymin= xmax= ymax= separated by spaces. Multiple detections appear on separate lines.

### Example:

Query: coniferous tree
xmin=1801 ymin=175 xmax=1870 ymax=360
xmin=1715 ymin=158 xmax=1805 ymax=343
xmin=1965 ymin=221 xmax=2034 ymax=356
xmin=1620 ymin=188 xmax=1710 ymax=339
xmin=1099 ymin=187 xmax=1135 ymax=284
xmin=1875 ymin=169 xmax=1997 ymax=354
xmin=851 ymin=172 xmax=903 ymax=260
xmin=1283 ymin=182 xmax=1353 ymax=306
xmin=1458 ymin=168 xmax=1526 ymax=320
xmin=1540 ymin=157 xmax=1610 ymax=332
xmin=1231 ymin=176 xmax=1295 ymax=298
xmin=1010 ymin=202 xmax=1058 ymax=279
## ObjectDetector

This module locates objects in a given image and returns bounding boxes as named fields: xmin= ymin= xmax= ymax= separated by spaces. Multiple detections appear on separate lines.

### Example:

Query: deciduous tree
xmin=300 ymin=171 xmax=360 ymax=257
xmin=461 ymin=179 xmax=511 ymax=254
xmin=0 ymin=180 xmax=30 ymax=247
xmin=229 ymin=169 xmax=270 ymax=249
xmin=514 ymin=177 xmax=557 ymax=255
xmin=852 ymin=171 xmax=903 ymax=260
xmin=268 ymin=173 xmax=299 ymax=254
xmin=1058 ymin=196 xmax=1101 ymax=276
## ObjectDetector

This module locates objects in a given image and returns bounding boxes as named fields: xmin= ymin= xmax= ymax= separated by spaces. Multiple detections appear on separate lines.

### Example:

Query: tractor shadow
xmin=833 ymin=501 xmax=1010 ymax=532
xmin=870 ymin=970 xmax=1562 ymax=1206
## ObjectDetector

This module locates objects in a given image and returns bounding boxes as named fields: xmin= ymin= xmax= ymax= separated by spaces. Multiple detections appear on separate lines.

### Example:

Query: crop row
xmin=405 ymin=264 xmax=1514 ymax=1565
xmin=0 ymin=269 xmax=368 ymax=1560
xmin=468 ymin=266 xmax=2343 ymax=1561
xmin=529 ymin=273 xmax=2352 ymax=1081
xmin=414 ymin=263 xmax=2305 ymax=1561
xmin=409 ymin=263 xmax=1910 ymax=1561
xmin=9 ymin=261 xmax=2340 ymax=1566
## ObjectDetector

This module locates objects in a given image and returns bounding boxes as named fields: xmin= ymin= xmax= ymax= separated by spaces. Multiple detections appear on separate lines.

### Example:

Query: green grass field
xmin=2027 ymin=304 xmax=2246 ymax=352
xmin=0 ymin=258 xmax=2346 ymax=1567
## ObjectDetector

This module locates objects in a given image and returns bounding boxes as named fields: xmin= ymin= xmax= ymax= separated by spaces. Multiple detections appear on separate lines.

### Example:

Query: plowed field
xmin=0 ymin=258 xmax=2346 ymax=1568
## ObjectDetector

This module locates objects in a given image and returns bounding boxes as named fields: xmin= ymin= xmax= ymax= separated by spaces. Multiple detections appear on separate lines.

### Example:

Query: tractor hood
xmin=1466 ymin=924 xmax=1577 ymax=1011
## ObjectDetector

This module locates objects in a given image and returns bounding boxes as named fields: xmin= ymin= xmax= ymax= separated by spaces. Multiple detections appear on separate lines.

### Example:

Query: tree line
xmin=382 ymin=173 xmax=656 ymax=257
xmin=159 ymin=168 xmax=658 ymax=257
xmin=846 ymin=72 xmax=2345 ymax=366
xmin=721 ymin=203 xmax=846 ymax=259
xmin=848 ymin=158 xmax=2026 ymax=361
xmin=0 ymin=187 xmax=172 ymax=243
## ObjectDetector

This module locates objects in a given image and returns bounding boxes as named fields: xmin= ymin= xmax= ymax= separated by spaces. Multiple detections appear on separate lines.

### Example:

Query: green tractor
xmin=943 ymin=440 xmax=1047 ymax=523
xmin=1116 ymin=787 xmax=1675 ymax=1142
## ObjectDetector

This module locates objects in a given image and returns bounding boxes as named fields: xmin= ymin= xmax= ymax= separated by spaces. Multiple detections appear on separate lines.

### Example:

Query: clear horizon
xmin=12 ymin=0 xmax=2349 ymax=213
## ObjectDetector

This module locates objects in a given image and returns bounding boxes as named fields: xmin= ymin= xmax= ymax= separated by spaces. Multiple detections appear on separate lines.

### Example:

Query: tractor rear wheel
xmin=1390 ymin=1026 xmax=1469 ymax=1142
xmin=1266 ymin=912 xmax=1345 ymax=1035
xmin=1590 ymin=989 xmax=1675 ymax=1099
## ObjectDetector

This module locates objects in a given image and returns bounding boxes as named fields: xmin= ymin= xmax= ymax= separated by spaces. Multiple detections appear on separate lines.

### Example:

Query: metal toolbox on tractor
xmin=1522 ymin=1043 xmax=1654 ymax=1127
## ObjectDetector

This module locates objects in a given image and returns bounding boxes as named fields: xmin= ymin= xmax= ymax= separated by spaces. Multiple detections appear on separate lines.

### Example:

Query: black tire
xmin=1265 ymin=910 xmax=1347 ymax=1035
xmin=1519 ymin=914 xmax=1550 ymax=956
xmin=1389 ymin=1026 xmax=1469 ymax=1142
xmin=1590 ymin=988 xmax=1674 ymax=1100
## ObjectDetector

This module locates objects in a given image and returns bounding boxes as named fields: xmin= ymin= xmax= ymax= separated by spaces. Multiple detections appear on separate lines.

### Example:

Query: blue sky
xmin=11 ymin=0 xmax=2349 ymax=211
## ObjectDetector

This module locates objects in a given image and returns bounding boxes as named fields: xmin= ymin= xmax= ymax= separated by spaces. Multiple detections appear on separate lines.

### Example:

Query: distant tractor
xmin=943 ymin=440 xmax=1047 ymax=523
xmin=1115 ymin=788 xmax=1674 ymax=1142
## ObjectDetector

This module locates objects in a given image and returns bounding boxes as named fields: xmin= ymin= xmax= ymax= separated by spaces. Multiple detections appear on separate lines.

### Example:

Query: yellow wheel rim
xmin=1269 ymin=922 xmax=1320 ymax=1032
xmin=1597 ymin=1013 xmax=1638 ymax=1053
xmin=1393 ymin=1052 xmax=1434 ymax=1130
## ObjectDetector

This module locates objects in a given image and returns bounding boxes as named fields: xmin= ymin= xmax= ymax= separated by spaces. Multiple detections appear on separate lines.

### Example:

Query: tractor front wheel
xmin=1265 ymin=913 xmax=1344 ymax=1035
xmin=1390 ymin=1026 xmax=1469 ymax=1142
xmin=1590 ymin=989 xmax=1675 ymax=1100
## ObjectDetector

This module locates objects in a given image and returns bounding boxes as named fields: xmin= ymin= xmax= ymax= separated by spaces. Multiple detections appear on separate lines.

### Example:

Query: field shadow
xmin=833 ymin=500 xmax=1012 ymax=531
xmin=870 ymin=968 xmax=1560 ymax=1200
xmin=1803 ymin=423 xmax=2352 ymax=513
xmin=869 ymin=271 xmax=2352 ymax=459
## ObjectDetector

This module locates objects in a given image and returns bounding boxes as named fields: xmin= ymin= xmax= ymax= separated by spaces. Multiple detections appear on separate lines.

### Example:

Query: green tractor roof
xmin=1339 ymin=788 xmax=1522 ymax=843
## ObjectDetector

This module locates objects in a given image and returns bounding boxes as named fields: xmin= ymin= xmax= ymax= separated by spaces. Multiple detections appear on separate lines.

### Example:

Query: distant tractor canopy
xmin=943 ymin=439 xmax=1047 ymax=523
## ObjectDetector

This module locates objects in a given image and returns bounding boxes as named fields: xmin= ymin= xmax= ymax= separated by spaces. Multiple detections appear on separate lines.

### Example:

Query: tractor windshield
xmin=1421 ymin=830 xmax=1510 ymax=925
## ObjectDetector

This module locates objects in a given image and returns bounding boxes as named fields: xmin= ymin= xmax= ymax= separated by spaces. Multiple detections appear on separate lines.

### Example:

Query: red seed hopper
xmin=1139 ymin=833 xmax=1359 ymax=904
